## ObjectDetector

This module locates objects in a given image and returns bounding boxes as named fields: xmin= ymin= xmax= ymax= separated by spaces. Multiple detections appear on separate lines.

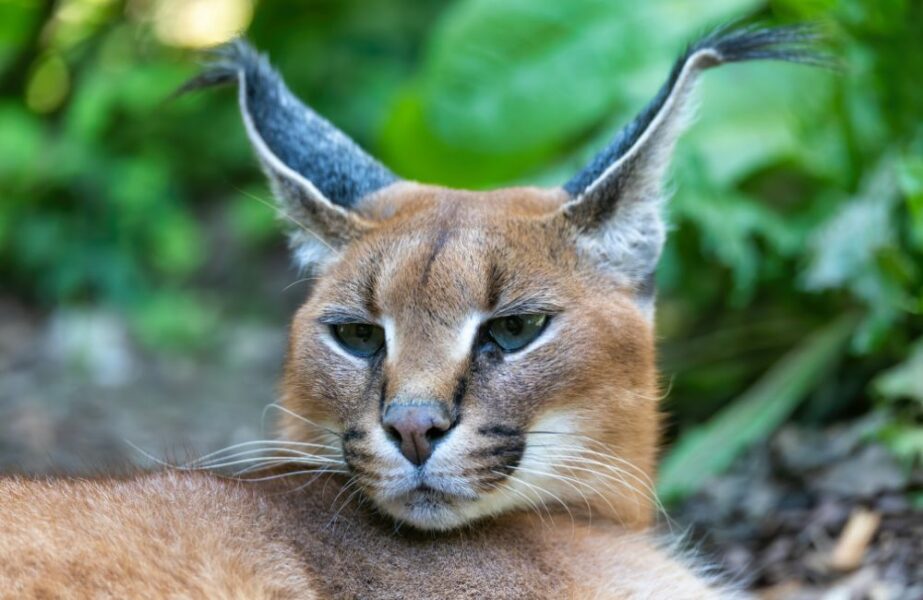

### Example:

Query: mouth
xmin=413 ymin=483 xmax=450 ymax=498
xmin=345 ymin=425 xmax=527 ymax=530
xmin=374 ymin=478 xmax=483 ymax=530
xmin=402 ymin=485 xmax=457 ymax=511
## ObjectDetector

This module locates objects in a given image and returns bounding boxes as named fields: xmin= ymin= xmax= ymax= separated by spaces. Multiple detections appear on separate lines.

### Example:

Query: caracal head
xmin=185 ymin=28 xmax=817 ymax=530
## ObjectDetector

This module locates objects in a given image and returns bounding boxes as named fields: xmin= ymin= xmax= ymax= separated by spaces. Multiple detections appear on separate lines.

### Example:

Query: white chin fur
xmin=375 ymin=487 xmax=515 ymax=531
xmin=379 ymin=498 xmax=469 ymax=531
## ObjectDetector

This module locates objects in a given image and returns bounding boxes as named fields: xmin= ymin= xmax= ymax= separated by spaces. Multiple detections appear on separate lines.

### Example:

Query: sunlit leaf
xmin=381 ymin=0 xmax=759 ymax=186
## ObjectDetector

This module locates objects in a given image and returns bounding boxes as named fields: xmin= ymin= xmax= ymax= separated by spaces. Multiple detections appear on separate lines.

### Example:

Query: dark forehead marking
xmin=359 ymin=248 xmax=383 ymax=317
xmin=419 ymin=226 xmax=452 ymax=288
xmin=485 ymin=261 xmax=506 ymax=310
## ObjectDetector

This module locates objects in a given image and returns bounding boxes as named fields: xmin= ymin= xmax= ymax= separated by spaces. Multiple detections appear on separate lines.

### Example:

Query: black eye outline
xmin=484 ymin=314 xmax=550 ymax=353
xmin=330 ymin=322 xmax=385 ymax=358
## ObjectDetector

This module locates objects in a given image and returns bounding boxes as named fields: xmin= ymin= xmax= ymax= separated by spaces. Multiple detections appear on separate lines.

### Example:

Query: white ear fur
xmin=565 ymin=47 xmax=709 ymax=300
xmin=560 ymin=26 xmax=824 ymax=312
xmin=182 ymin=39 xmax=393 ymax=269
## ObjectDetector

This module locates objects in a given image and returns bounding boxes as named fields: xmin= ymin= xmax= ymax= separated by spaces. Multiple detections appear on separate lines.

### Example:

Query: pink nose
xmin=382 ymin=403 xmax=453 ymax=466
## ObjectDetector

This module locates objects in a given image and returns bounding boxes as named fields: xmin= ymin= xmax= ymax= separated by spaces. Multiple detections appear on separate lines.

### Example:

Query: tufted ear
xmin=559 ymin=25 xmax=825 ymax=315
xmin=181 ymin=40 xmax=399 ymax=268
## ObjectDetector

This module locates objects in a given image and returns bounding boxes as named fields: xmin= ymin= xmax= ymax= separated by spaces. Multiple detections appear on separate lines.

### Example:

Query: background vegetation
xmin=1 ymin=0 xmax=920 ymax=503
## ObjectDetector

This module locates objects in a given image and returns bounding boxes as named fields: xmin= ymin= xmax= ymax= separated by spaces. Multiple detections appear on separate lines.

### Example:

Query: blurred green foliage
xmin=0 ymin=0 xmax=920 ymax=496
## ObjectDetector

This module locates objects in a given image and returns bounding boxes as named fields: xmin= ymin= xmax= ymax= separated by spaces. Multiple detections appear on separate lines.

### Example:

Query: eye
xmin=331 ymin=323 xmax=385 ymax=358
xmin=486 ymin=314 xmax=548 ymax=353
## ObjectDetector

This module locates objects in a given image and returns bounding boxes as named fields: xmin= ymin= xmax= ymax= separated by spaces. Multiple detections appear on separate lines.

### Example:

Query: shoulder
xmin=0 ymin=470 xmax=317 ymax=599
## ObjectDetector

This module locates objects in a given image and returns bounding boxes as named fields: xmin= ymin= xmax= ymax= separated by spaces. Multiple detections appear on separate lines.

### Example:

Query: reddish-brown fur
xmin=0 ymin=183 xmax=726 ymax=598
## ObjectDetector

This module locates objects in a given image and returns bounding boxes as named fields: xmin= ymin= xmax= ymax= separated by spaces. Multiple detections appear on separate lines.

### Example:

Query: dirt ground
xmin=0 ymin=297 xmax=919 ymax=599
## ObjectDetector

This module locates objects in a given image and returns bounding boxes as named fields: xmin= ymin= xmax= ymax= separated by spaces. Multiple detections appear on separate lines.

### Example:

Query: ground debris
xmin=674 ymin=420 xmax=922 ymax=599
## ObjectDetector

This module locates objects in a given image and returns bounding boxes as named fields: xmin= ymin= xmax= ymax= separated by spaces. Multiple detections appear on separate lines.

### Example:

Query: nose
xmin=382 ymin=403 xmax=454 ymax=466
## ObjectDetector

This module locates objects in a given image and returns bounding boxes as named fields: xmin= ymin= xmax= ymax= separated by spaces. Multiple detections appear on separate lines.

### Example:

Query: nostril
xmin=425 ymin=421 xmax=451 ymax=442
xmin=382 ymin=402 xmax=454 ymax=466
xmin=385 ymin=425 xmax=402 ymax=444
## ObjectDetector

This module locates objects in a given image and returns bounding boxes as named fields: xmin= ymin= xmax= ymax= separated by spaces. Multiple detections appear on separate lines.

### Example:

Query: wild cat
xmin=0 ymin=25 xmax=821 ymax=599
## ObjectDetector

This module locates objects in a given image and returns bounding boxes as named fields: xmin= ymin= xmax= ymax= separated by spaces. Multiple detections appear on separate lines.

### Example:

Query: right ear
xmin=557 ymin=25 xmax=825 ymax=316
xmin=181 ymin=40 xmax=399 ymax=268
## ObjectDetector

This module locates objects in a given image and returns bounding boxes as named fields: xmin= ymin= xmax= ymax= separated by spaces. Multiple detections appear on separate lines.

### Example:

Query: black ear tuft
xmin=178 ymin=39 xmax=398 ymax=210
xmin=560 ymin=24 xmax=828 ymax=315
xmin=177 ymin=40 xmax=395 ymax=269
xmin=563 ymin=24 xmax=832 ymax=202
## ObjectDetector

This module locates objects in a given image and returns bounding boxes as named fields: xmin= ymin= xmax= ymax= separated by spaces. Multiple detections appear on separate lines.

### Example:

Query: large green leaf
xmin=658 ymin=315 xmax=857 ymax=503
xmin=381 ymin=0 xmax=759 ymax=186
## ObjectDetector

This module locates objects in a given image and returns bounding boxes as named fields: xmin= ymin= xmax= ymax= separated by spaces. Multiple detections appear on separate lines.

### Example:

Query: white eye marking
xmin=381 ymin=316 xmax=399 ymax=361
xmin=320 ymin=330 xmax=368 ymax=366
xmin=451 ymin=313 xmax=484 ymax=362
xmin=502 ymin=318 xmax=558 ymax=362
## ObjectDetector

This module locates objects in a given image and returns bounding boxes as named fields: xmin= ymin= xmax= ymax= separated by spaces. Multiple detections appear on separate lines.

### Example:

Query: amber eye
xmin=331 ymin=323 xmax=385 ymax=358
xmin=486 ymin=314 xmax=548 ymax=352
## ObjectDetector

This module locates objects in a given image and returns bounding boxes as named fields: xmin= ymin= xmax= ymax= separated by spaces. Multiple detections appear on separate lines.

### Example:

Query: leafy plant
xmin=0 ymin=0 xmax=919 ymax=489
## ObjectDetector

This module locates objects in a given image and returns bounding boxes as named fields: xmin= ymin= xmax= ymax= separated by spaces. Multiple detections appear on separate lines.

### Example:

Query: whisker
xmin=182 ymin=438 xmax=340 ymax=468
xmin=485 ymin=479 xmax=552 ymax=529
xmin=488 ymin=472 xmax=552 ymax=528
xmin=522 ymin=431 xmax=661 ymax=492
xmin=545 ymin=440 xmax=670 ymax=521
xmin=234 ymin=457 xmax=346 ymax=476
xmin=189 ymin=444 xmax=341 ymax=468
xmin=233 ymin=185 xmax=338 ymax=255
xmin=525 ymin=462 xmax=627 ymax=528
xmin=198 ymin=456 xmax=345 ymax=473
xmin=282 ymin=277 xmax=319 ymax=293
xmin=325 ymin=477 xmax=364 ymax=529
xmin=234 ymin=467 xmax=350 ymax=483
xmin=512 ymin=466 xmax=589 ymax=526
xmin=190 ymin=446 xmax=341 ymax=468
xmin=263 ymin=403 xmax=343 ymax=439
xmin=538 ymin=447 xmax=673 ymax=531
xmin=123 ymin=439 xmax=183 ymax=470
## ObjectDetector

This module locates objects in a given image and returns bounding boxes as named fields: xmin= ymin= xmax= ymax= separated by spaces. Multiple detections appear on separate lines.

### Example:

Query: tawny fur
xmin=0 ymin=184 xmax=726 ymax=598
xmin=0 ymin=472 xmax=721 ymax=599
xmin=0 ymin=24 xmax=821 ymax=597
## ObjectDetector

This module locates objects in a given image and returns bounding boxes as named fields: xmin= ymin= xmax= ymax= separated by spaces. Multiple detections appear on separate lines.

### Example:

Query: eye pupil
xmin=486 ymin=314 xmax=549 ymax=353
xmin=331 ymin=322 xmax=385 ymax=358
xmin=504 ymin=316 xmax=523 ymax=335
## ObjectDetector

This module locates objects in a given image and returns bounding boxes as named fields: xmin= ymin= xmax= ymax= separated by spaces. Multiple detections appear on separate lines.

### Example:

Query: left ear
xmin=179 ymin=40 xmax=399 ymax=270
xmin=558 ymin=25 xmax=823 ymax=313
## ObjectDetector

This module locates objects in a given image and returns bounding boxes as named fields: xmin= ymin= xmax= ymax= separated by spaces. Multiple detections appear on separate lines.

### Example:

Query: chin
xmin=376 ymin=488 xmax=492 ymax=531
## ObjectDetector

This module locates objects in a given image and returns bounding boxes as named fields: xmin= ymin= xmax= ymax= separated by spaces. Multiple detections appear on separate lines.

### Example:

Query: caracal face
xmin=180 ymin=29 xmax=817 ymax=532
xmin=281 ymin=185 xmax=658 ymax=530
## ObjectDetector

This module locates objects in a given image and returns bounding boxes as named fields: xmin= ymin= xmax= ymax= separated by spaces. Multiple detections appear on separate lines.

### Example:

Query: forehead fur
xmin=361 ymin=182 xmax=568 ymax=221
xmin=319 ymin=183 xmax=582 ymax=311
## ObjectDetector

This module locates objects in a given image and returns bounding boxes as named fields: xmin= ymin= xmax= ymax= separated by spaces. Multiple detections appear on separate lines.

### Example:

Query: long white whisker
xmin=541 ymin=450 xmax=673 ymax=531
xmin=190 ymin=446 xmax=340 ymax=469
xmin=282 ymin=277 xmax=319 ymax=293
xmin=234 ymin=185 xmax=338 ymax=255
xmin=263 ymin=403 xmax=342 ymax=438
xmin=198 ymin=456 xmax=344 ymax=472
xmin=234 ymin=457 xmax=346 ymax=476
xmin=235 ymin=467 xmax=349 ymax=483
xmin=183 ymin=439 xmax=340 ymax=468
xmin=326 ymin=477 xmax=364 ymax=529
xmin=489 ymin=472 xmax=552 ymax=528
xmin=542 ymin=441 xmax=672 ymax=527
xmin=123 ymin=439 xmax=181 ymax=470
xmin=523 ymin=432 xmax=663 ymax=502
xmin=513 ymin=466 xmax=592 ymax=526
xmin=529 ymin=462 xmax=628 ymax=528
